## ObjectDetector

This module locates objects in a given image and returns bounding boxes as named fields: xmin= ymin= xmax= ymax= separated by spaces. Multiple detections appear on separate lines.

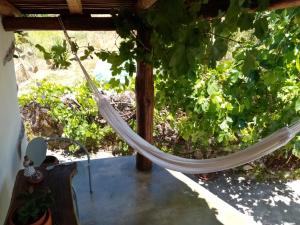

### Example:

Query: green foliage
xmin=32 ymin=0 xmax=273 ymax=85
xmin=106 ymin=0 xmax=273 ymax=76
xmin=35 ymin=40 xmax=71 ymax=69
xmin=19 ymin=80 xmax=116 ymax=151
xmin=15 ymin=32 xmax=31 ymax=49
xmin=155 ymin=8 xmax=300 ymax=156
xmin=14 ymin=188 xmax=53 ymax=225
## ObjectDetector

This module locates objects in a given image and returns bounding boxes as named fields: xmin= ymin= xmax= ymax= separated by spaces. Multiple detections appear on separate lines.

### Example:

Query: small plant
xmin=35 ymin=40 xmax=71 ymax=69
xmin=12 ymin=187 xmax=54 ymax=225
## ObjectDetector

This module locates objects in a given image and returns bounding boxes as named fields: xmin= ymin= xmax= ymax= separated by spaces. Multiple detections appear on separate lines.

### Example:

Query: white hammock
xmin=98 ymin=95 xmax=300 ymax=173
xmin=60 ymin=20 xmax=300 ymax=174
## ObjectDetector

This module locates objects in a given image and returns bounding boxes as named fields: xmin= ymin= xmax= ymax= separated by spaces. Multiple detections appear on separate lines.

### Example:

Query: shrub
xmin=19 ymin=80 xmax=117 ymax=152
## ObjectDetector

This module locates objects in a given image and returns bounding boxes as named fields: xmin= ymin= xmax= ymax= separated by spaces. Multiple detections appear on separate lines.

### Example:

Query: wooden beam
xmin=135 ymin=29 xmax=153 ymax=171
xmin=198 ymin=0 xmax=300 ymax=18
xmin=137 ymin=0 xmax=157 ymax=9
xmin=0 ymin=0 xmax=21 ymax=16
xmin=2 ymin=16 xmax=116 ymax=31
xmin=1 ymin=0 xmax=299 ymax=17
xmin=266 ymin=0 xmax=300 ymax=10
xmin=66 ymin=0 xmax=82 ymax=14
xmin=134 ymin=0 xmax=300 ymax=17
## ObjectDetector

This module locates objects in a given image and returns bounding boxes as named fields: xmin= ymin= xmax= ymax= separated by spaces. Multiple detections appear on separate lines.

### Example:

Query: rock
xmin=194 ymin=151 xmax=203 ymax=159
xmin=243 ymin=165 xmax=253 ymax=171
xmin=20 ymin=102 xmax=65 ymax=149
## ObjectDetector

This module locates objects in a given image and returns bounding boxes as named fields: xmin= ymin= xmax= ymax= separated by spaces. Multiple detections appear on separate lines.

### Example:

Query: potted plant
xmin=10 ymin=187 xmax=54 ymax=225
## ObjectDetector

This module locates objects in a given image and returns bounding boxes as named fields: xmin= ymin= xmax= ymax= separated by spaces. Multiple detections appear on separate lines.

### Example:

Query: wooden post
xmin=135 ymin=29 xmax=153 ymax=171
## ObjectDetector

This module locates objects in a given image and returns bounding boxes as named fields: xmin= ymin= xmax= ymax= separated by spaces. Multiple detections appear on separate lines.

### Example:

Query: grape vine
xmin=28 ymin=0 xmax=300 ymax=157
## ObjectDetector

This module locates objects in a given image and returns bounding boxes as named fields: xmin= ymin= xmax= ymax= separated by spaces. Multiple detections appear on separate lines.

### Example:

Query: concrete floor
xmin=195 ymin=172 xmax=300 ymax=225
xmin=72 ymin=156 xmax=257 ymax=225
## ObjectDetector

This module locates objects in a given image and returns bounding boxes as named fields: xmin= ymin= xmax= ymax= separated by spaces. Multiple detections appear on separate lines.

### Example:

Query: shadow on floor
xmin=72 ymin=156 xmax=223 ymax=225
xmin=196 ymin=172 xmax=300 ymax=225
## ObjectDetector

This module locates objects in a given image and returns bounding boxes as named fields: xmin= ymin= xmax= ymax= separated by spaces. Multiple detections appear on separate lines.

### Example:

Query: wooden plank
xmin=2 ymin=0 xmax=300 ymax=16
xmin=266 ymin=0 xmax=300 ymax=10
xmin=8 ymin=0 xmax=135 ymax=14
xmin=66 ymin=0 xmax=82 ymax=14
xmin=0 ymin=0 xmax=21 ymax=16
xmin=137 ymin=0 xmax=300 ymax=13
xmin=2 ymin=0 xmax=299 ymax=16
xmin=136 ymin=0 xmax=157 ymax=9
xmin=2 ymin=16 xmax=116 ymax=31
xmin=135 ymin=29 xmax=153 ymax=171
xmin=199 ymin=0 xmax=300 ymax=18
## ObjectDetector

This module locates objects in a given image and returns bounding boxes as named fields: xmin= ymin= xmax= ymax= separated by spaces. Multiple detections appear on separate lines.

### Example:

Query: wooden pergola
xmin=1 ymin=0 xmax=300 ymax=31
xmin=0 ymin=0 xmax=300 ymax=171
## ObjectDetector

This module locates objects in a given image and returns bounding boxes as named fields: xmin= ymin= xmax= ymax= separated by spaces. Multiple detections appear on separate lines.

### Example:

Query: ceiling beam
xmin=2 ymin=0 xmax=299 ymax=16
xmin=0 ymin=0 xmax=21 ymax=16
xmin=2 ymin=16 xmax=116 ymax=31
xmin=136 ymin=0 xmax=157 ymax=9
xmin=135 ymin=0 xmax=300 ymax=16
xmin=197 ymin=0 xmax=300 ymax=18
xmin=268 ymin=0 xmax=300 ymax=10
xmin=2 ymin=0 xmax=300 ymax=31
xmin=66 ymin=0 xmax=82 ymax=14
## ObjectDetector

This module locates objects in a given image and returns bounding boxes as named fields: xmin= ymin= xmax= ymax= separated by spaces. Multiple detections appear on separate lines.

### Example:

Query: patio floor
xmin=72 ymin=156 xmax=257 ymax=225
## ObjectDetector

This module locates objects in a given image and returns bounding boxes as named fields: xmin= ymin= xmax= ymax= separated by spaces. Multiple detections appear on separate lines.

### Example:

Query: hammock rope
xmin=59 ymin=17 xmax=300 ymax=174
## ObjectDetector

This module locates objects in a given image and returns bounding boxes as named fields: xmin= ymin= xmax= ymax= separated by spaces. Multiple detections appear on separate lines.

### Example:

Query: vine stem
xmin=57 ymin=16 xmax=100 ymax=96
xmin=130 ymin=30 xmax=151 ymax=52
xmin=207 ymin=31 xmax=245 ymax=45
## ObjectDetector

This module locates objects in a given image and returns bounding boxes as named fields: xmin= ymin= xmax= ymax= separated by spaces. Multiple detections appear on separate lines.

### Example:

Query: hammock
xmin=59 ymin=19 xmax=300 ymax=174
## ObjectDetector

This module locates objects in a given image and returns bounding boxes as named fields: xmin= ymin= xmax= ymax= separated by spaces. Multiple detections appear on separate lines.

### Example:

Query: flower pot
xmin=41 ymin=209 xmax=52 ymax=225
xmin=10 ymin=208 xmax=52 ymax=225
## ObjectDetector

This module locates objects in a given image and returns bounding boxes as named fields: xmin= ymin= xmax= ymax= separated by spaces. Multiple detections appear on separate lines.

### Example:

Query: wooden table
xmin=4 ymin=163 xmax=79 ymax=225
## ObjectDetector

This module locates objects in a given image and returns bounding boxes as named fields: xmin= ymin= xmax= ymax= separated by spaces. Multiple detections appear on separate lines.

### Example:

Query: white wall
xmin=0 ymin=17 xmax=26 ymax=225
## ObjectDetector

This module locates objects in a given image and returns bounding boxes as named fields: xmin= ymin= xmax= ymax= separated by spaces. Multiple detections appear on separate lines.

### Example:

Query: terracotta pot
xmin=10 ymin=208 xmax=52 ymax=225
xmin=42 ymin=209 xmax=52 ymax=225
xmin=29 ymin=210 xmax=47 ymax=225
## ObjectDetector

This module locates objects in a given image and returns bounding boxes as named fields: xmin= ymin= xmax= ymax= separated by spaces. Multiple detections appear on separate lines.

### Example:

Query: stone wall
xmin=0 ymin=17 xmax=27 ymax=225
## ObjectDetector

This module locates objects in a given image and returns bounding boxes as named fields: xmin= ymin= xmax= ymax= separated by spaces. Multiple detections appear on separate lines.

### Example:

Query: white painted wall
xmin=0 ymin=17 xmax=26 ymax=225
